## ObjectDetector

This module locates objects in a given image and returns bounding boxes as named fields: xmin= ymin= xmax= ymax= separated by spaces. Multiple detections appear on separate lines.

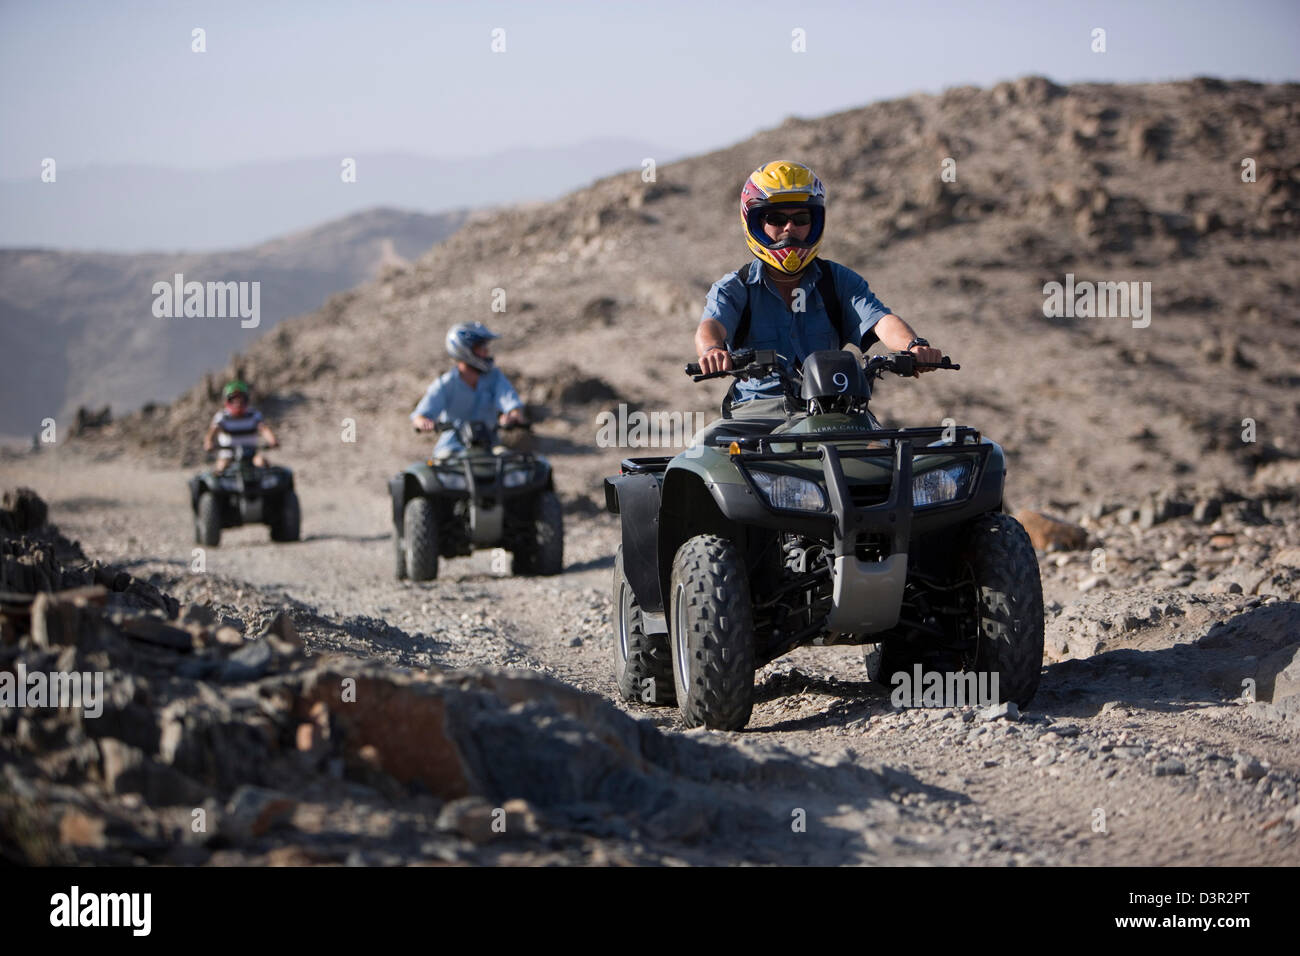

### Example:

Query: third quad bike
xmin=605 ymin=348 xmax=1044 ymax=730
xmin=389 ymin=420 xmax=563 ymax=580
xmin=189 ymin=443 xmax=300 ymax=547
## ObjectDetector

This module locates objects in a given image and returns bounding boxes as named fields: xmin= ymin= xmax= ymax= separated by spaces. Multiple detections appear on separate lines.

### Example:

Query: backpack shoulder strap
xmin=815 ymin=258 xmax=847 ymax=348
xmin=732 ymin=258 xmax=848 ymax=349
xmin=731 ymin=261 xmax=753 ymax=349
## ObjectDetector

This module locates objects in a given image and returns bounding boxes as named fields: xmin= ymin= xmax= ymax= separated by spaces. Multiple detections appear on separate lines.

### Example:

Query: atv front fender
xmin=389 ymin=464 xmax=440 ymax=534
xmin=604 ymin=472 xmax=663 ymax=614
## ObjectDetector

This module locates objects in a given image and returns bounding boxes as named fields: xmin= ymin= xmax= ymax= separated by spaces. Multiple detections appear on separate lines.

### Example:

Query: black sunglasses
xmin=762 ymin=210 xmax=813 ymax=227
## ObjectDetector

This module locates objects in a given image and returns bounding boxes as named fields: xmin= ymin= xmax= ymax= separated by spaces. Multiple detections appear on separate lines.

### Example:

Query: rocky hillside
xmin=81 ymin=77 xmax=1300 ymax=513
xmin=0 ymin=207 xmax=468 ymax=441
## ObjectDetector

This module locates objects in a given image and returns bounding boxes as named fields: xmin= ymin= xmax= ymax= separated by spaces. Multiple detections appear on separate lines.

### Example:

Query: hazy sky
xmin=2 ymin=0 xmax=1297 ymax=179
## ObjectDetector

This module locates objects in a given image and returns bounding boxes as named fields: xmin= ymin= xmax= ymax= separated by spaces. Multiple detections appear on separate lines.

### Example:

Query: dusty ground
xmin=3 ymin=444 xmax=1297 ymax=866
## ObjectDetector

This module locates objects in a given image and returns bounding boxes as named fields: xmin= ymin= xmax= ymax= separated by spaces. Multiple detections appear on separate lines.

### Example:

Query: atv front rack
xmin=723 ymin=424 xmax=982 ymax=454
xmin=722 ymin=426 xmax=992 ymax=555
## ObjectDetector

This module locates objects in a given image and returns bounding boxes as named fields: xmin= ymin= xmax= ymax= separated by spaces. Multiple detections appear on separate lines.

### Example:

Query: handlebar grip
xmin=912 ymin=356 xmax=960 ymax=370
xmin=685 ymin=362 xmax=702 ymax=376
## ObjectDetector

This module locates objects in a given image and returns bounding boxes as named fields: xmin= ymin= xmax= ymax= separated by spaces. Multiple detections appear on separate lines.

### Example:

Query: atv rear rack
xmin=619 ymin=456 xmax=672 ymax=475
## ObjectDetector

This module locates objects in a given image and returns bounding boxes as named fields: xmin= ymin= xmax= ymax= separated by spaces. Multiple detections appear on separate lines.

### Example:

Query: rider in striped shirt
xmin=203 ymin=380 xmax=279 ymax=472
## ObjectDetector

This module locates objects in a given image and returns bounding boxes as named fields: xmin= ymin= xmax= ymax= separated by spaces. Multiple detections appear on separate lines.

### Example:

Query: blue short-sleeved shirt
xmin=410 ymin=366 xmax=523 ymax=454
xmin=700 ymin=258 xmax=892 ymax=404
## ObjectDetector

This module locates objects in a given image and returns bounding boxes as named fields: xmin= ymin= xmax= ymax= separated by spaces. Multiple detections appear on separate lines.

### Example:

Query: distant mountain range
xmin=0 ymin=207 xmax=468 ymax=439
xmin=0 ymin=139 xmax=677 ymax=252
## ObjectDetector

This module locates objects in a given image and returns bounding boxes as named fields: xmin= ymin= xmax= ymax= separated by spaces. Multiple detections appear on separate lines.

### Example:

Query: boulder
xmin=1014 ymin=510 xmax=1089 ymax=551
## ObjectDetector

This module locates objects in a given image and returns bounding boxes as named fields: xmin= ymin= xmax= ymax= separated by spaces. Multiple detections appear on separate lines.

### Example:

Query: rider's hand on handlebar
xmin=499 ymin=407 xmax=527 ymax=428
xmin=699 ymin=346 xmax=733 ymax=375
xmin=909 ymin=344 xmax=944 ymax=375
xmin=412 ymin=414 xmax=437 ymax=433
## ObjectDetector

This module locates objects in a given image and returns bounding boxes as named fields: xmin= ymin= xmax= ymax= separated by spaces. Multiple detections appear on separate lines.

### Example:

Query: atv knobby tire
xmin=513 ymin=490 xmax=563 ymax=576
xmin=196 ymin=492 xmax=222 ymax=547
xmin=612 ymin=545 xmax=674 ymax=706
xmin=403 ymin=497 xmax=439 ymax=581
xmin=270 ymin=491 xmax=301 ymax=542
xmin=669 ymin=534 xmax=755 ymax=730
xmin=960 ymin=512 xmax=1044 ymax=708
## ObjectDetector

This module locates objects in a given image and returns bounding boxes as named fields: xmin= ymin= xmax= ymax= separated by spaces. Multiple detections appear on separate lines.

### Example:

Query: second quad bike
xmin=389 ymin=419 xmax=563 ymax=580
xmin=189 ymin=443 xmax=300 ymax=547
xmin=605 ymin=348 xmax=1044 ymax=730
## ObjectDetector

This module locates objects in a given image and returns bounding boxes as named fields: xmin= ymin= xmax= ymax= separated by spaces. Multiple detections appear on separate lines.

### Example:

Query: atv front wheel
xmin=669 ymin=534 xmax=755 ymax=730
xmin=403 ymin=497 xmax=439 ymax=581
xmin=612 ymin=545 xmax=674 ymax=706
xmin=960 ymin=513 xmax=1044 ymax=708
xmin=196 ymin=492 xmax=221 ymax=547
xmin=270 ymin=491 xmax=301 ymax=542
xmin=513 ymin=490 xmax=563 ymax=576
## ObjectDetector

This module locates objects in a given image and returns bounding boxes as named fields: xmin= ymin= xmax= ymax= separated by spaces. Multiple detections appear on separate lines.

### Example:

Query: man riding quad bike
xmin=191 ymin=381 xmax=300 ymax=546
xmin=605 ymin=348 xmax=1044 ymax=730
xmin=390 ymin=418 xmax=563 ymax=580
xmin=605 ymin=159 xmax=1041 ymax=731
xmin=391 ymin=322 xmax=562 ymax=580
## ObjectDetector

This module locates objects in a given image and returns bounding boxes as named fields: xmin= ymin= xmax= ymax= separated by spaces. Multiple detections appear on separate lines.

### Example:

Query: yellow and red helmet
xmin=740 ymin=160 xmax=826 ymax=275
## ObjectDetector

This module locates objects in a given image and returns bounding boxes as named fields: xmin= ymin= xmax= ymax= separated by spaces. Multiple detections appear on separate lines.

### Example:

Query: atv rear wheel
xmin=196 ymin=492 xmax=221 ymax=547
xmin=960 ymin=512 xmax=1044 ymax=708
xmin=393 ymin=528 xmax=407 ymax=580
xmin=403 ymin=497 xmax=439 ymax=581
xmin=862 ymin=643 xmax=889 ymax=685
xmin=612 ymin=545 xmax=674 ymax=706
xmin=669 ymin=534 xmax=755 ymax=730
xmin=270 ymin=491 xmax=301 ymax=542
xmin=513 ymin=490 xmax=563 ymax=576
xmin=862 ymin=637 xmax=929 ymax=689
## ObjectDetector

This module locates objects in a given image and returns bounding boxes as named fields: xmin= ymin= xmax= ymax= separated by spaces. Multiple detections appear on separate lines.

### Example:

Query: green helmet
xmin=222 ymin=380 xmax=250 ymax=400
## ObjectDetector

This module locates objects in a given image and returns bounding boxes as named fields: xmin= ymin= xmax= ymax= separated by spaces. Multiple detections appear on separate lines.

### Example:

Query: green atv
xmin=389 ymin=419 xmax=563 ymax=581
xmin=605 ymin=348 xmax=1044 ymax=730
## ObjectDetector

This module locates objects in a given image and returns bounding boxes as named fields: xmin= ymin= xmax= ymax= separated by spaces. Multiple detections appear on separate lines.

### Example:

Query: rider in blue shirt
xmin=702 ymin=258 xmax=894 ymax=405
xmin=411 ymin=323 xmax=526 ymax=456
xmin=693 ymin=160 xmax=943 ymax=439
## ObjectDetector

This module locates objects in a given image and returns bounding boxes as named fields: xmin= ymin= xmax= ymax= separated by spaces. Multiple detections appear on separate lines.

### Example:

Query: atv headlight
xmin=260 ymin=474 xmax=281 ymax=489
xmin=503 ymin=468 xmax=531 ymax=488
xmin=438 ymin=472 xmax=468 ymax=491
xmin=751 ymin=472 xmax=827 ymax=512
xmin=912 ymin=462 xmax=972 ymax=507
xmin=218 ymin=476 xmax=241 ymax=491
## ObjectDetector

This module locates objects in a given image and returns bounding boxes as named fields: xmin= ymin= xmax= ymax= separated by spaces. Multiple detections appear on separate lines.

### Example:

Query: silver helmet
xmin=445 ymin=322 xmax=500 ymax=373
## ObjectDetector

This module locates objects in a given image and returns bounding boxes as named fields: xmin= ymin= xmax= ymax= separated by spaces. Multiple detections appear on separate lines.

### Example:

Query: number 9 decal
xmin=832 ymin=371 xmax=849 ymax=392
